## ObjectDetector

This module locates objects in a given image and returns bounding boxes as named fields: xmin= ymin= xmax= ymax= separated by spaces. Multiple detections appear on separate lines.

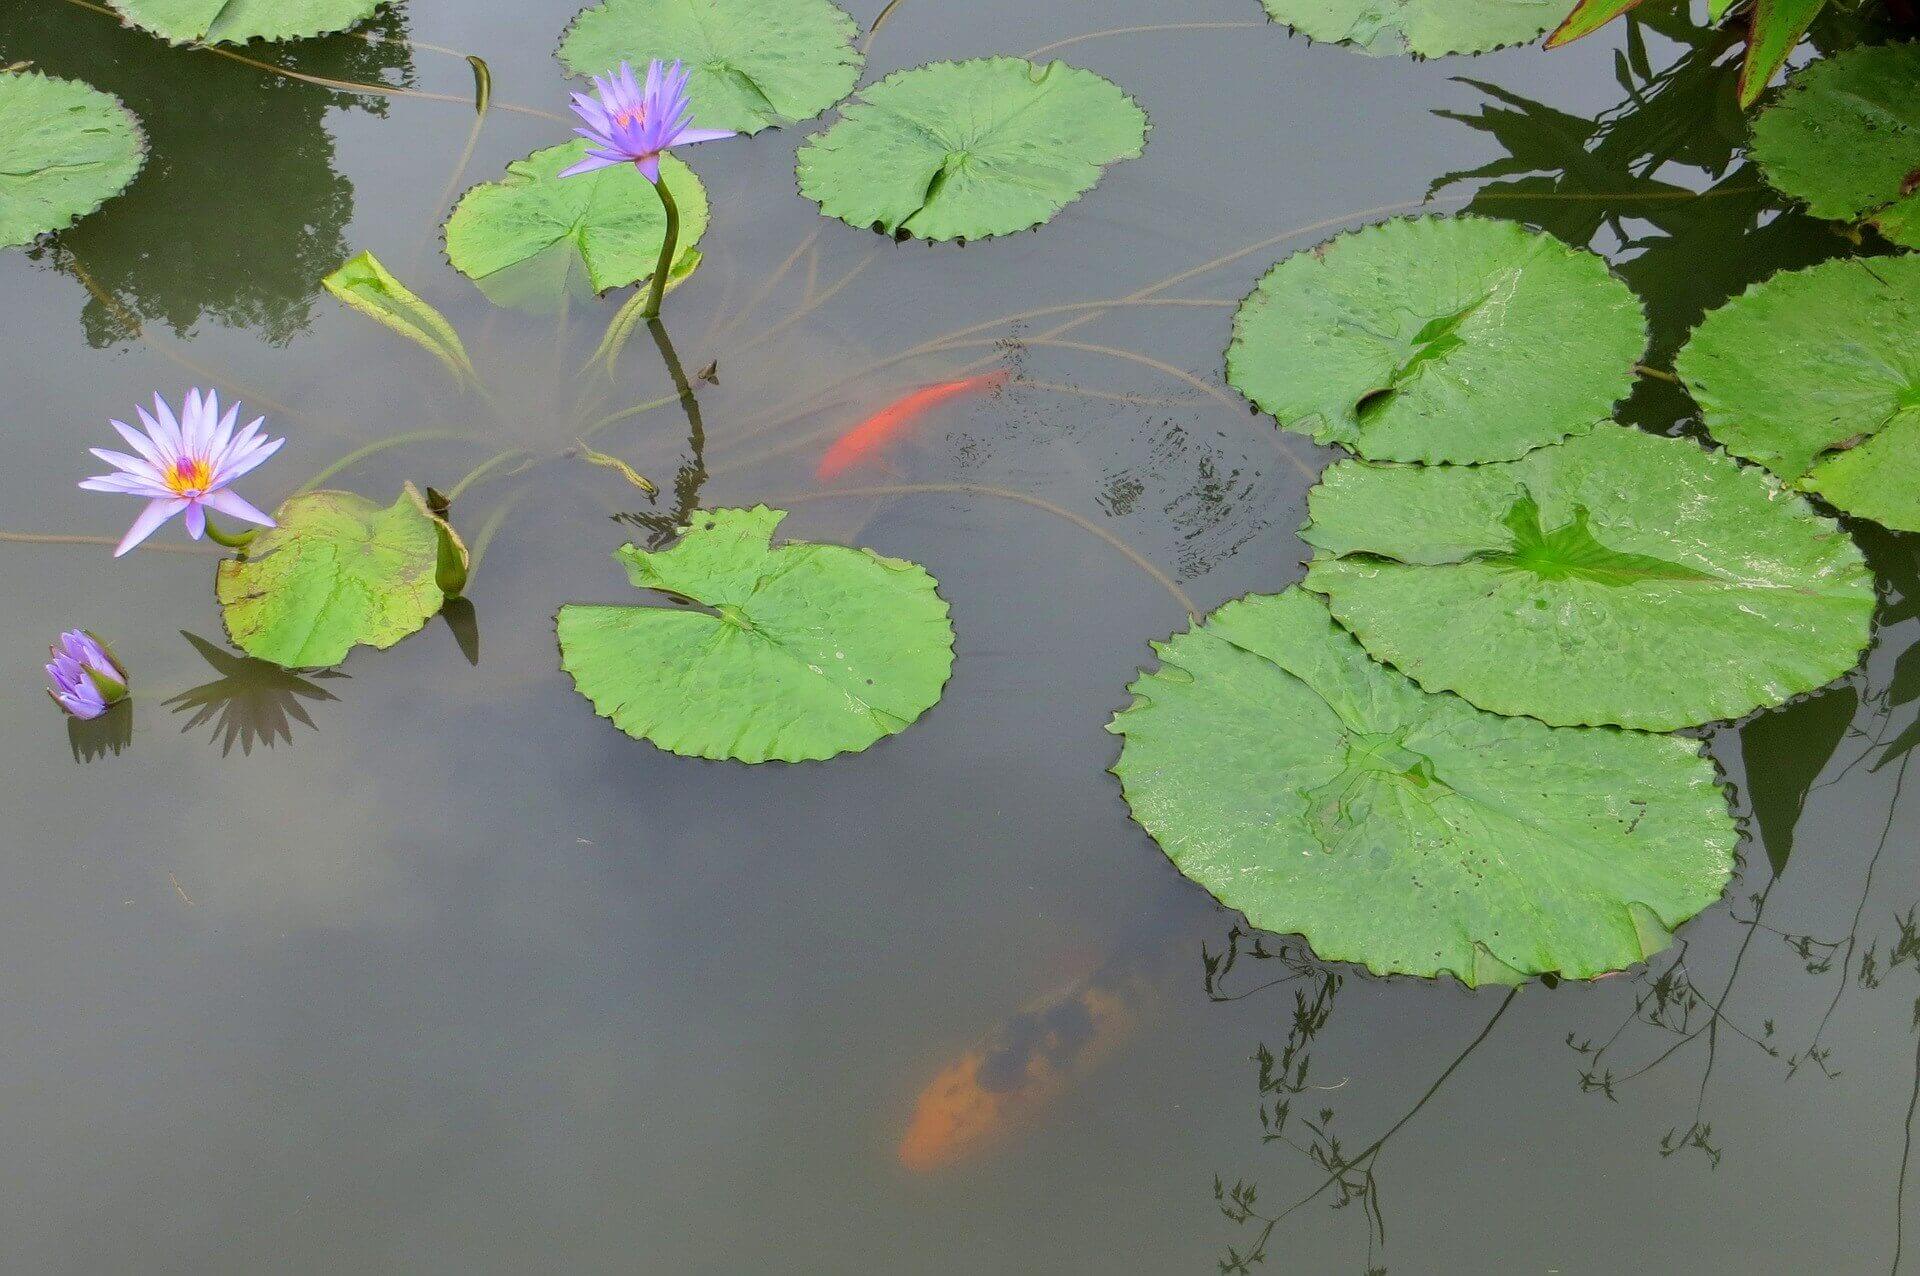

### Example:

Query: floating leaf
xmin=1302 ymin=424 xmax=1874 ymax=730
xmin=1226 ymin=217 xmax=1645 ymax=464
xmin=795 ymin=57 xmax=1147 ymax=242
xmin=1259 ymin=0 xmax=1570 ymax=56
xmin=1750 ymin=44 xmax=1920 ymax=245
xmin=217 ymin=484 xmax=467 ymax=669
xmin=108 ymin=0 xmax=385 ymax=44
xmin=0 ymin=71 xmax=144 ymax=249
xmin=557 ymin=507 xmax=953 ymax=762
xmin=558 ymin=0 xmax=863 ymax=136
xmin=322 ymin=251 xmax=474 ymax=379
xmin=444 ymin=141 xmax=709 ymax=296
xmin=1108 ymin=588 xmax=1736 ymax=985
xmin=1676 ymin=256 xmax=1920 ymax=533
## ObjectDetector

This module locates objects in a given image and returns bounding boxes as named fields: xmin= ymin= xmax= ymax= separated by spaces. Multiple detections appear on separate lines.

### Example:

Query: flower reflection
xmin=164 ymin=631 xmax=345 ymax=756
xmin=67 ymin=698 xmax=132 ymax=763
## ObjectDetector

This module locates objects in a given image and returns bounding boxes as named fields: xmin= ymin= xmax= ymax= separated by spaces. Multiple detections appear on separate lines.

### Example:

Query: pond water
xmin=2 ymin=2 xmax=1915 ymax=1271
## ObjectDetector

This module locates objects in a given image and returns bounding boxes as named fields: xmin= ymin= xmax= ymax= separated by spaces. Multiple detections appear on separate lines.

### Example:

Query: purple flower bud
xmin=45 ymin=629 xmax=128 ymax=719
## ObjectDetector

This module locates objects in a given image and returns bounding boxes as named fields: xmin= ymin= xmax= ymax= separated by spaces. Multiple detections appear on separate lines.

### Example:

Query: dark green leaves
xmin=109 ymin=0 xmax=386 ymax=44
xmin=557 ymin=508 xmax=955 ymax=762
xmin=1301 ymin=425 xmax=1875 ymax=730
xmin=217 ymin=485 xmax=467 ymax=669
xmin=559 ymin=0 xmax=863 ymax=135
xmin=1261 ymin=0 xmax=1570 ymax=56
xmin=0 ymin=71 xmax=145 ymax=248
xmin=444 ymin=142 xmax=709 ymax=297
xmin=796 ymin=58 xmax=1148 ymax=242
xmin=1109 ymin=589 xmax=1736 ymax=985
xmin=1751 ymin=43 xmax=1920 ymax=247
xmin=1227 ymin=217 xmax=1645 ymax=463
xmin=1676 ymin=256 xmax=1920 ymax=533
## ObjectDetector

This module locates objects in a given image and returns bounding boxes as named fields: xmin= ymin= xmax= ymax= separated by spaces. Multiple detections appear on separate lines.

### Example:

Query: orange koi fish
xmin=898 ymin=957 xmax=1154 ymax=1172
xmin=816 ymin=369 xmax=1009 ymax=479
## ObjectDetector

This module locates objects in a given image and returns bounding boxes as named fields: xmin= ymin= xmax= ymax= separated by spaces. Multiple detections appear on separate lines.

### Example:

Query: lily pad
xmin=1228 ymin=216 xmax=1645 ymax=463
xmin=1301 ymin=424 xmax=1874 ymax=730
xmin=1108 ymin=588 xmax=1736 ymax=985
xmin=558 ymin=0 xmax=863 ymax=136
xmin=1750 ymin=43 xmax=1920 ymax=247
xmin=444 ymin=141 xmax=709 ymax=296
xmin=795 ymin=57 xmax=1148 ymax=242
xmin=0 ymin=72 xmax=144 ymax=249
xmin=217 ymin=484 xmax=467 ymax=669
xmin=1676 ymin=257 xmax=1920 ymax=533
xmin=108 ymin=0 xmax=385 ymax=44
xmin=1260 ymin=0 xmax=1570 ymax=57
xmin=556 ymin=507 xmax=954 ymax=762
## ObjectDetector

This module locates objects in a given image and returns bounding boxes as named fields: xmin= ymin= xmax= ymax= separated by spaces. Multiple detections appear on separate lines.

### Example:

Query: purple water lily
xmin=45 ymin=629 xmax=128 ymax=720
xmin=81 ymin=389 xmax=284 ymax=556
xmin=562 ymin=58 xmax=734 ymax=184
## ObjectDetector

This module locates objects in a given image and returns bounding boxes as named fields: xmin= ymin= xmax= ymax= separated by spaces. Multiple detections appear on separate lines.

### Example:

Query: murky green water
xmin=2 ymin=2 xmax=1915 ymax=1271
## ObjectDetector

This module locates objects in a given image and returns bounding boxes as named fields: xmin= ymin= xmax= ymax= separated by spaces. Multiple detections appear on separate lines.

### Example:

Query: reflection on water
xmin=0 ymin=3 xmax=414 ymax=346
xmin=66 ymin=697 xmax=131 ymax=763
xmin=163 ymin=631 xmax=346 ymax=755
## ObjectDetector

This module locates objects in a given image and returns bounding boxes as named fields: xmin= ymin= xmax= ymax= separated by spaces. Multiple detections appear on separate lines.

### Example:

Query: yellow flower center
xmin=614 ymin=105 xmax=647 ymax=130
xmin=167 ymin=456 xmax=212 ymax=495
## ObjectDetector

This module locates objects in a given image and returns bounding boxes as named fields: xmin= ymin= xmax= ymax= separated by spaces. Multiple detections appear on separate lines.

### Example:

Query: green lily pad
xmin=1228 ymin=216 xmax=1645 ymax=463
xmin=108 ymin=0 xmax=385 ymax=44
xmin=1260 ymin=0 xmax=1570 ymax=56
xmin=1676 ymin=256 xmax=1920 ymax=533
xmin=795 ymin=57 xmax=1148 ymax=242
xmin=0 ymin=72 xmax=145 ymax=249
xmin=558 ymin=0 xmax=863 ymax=136
xmin=557 ymin=507 xmax=954 ymax=763
xmin=1108 ymin=588 xmax=1736 ymax=985
xmin=1301 ymin=424 xmax=1874 ymax=730
xmin=444 ymin=141 xmax=709 ymax=296
xmin=217 ymin=484 xmax=467 ymax=669
xmin=1750 ymin=43 xmax=1920 ymax=246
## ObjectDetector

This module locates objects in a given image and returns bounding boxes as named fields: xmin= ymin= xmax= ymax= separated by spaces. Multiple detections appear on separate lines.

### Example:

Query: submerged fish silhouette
xmin=816 ymin=370 xmax=1009 ymax=479
xmin=898 ymin=950 xmax=1160 ymax=1171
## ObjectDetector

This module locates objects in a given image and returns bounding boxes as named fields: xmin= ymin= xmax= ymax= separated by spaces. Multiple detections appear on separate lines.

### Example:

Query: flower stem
xmin=202 ymin=515 xmax=257 ymax=551
xmin=642 ymin=176 xmax=679 ymax=321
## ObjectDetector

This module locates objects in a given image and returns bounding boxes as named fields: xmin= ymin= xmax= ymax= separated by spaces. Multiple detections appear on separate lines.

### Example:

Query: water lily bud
xmin=45 ymin=629 xmax=129 ymax=719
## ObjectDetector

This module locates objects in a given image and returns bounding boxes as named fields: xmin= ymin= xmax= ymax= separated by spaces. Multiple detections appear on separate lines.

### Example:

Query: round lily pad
xmin=108 ymin=0 xmax=384 ymax=43
xmin=1260 ymin=0 xmax=1569 ymax=56
xmin=556 ymin=507 xmax=955 ymax=763
xmin=1109 ymin=588 xmax=1736 ymax=985
xmin=217 ymin=484 xmax=467 ymax=669
xmin=0 ymin=71 xmax=145 ymax=249
xmin=444 ymin=141 xmax=709 ymax=297
xmin=1301 ymin=424 xmax=1874 ymax=731
xmin=795 ymin=57 xmax=1148 ymax=242
xmin=1676 ymin=256 xmax=1920 ymax=533
xmin=558 ymin=0 xmax=863 ymax=136
xmin=1750 ymin=44 xmax=1920 ymax=250
xmin=1227 ymin=216 xmax=1645 ymax=464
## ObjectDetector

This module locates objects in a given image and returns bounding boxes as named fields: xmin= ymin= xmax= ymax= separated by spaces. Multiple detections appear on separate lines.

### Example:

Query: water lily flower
xmin=81 ymin=389 xmax=284 ymax=556
xmin=45 ymin=629 xmax=128 ymax=720
xmin=562 ymin=58 xmax=734 ymax=184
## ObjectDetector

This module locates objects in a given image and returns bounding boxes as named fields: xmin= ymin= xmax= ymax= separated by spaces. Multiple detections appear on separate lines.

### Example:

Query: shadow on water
xmin=163 ymin=631 xmax=347 ymax=756
xmin=0 ymin=2 xmax=414 ymax=347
